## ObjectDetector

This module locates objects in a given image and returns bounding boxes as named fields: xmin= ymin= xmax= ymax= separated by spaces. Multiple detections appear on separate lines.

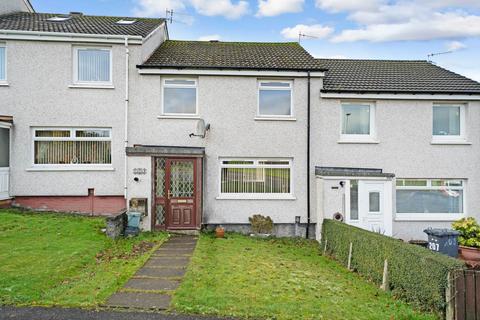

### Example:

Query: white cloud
xmin=332 ymin=11 xmax=480 ymax=42
xmin=198 ymin=34 xmax=221 ymax=41
xmin=315 ymin=0 xmax=383 ymax=12
xmin=447 ymin=41 xmax=467 ymax=51
xmin=256 ymin=0 xmax=304 ymax=17
xmin=190 ymin=0 xmax=249 ymax=19
xmin=133 ymin=0 xmax=185 ymax=17
xmin=281 ymin=24 xmax=334 ymax=40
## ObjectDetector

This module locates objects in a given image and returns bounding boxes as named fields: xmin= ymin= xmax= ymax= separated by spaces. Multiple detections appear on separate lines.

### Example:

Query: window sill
xmin=26 ymin=166 xmax=115 ymax=172
xmin=69 ymin=84 xmax=115 ymax=89
xmin=431 ymin=140 xmax=471 ymax=145
xmin=0 ymin=82 xmax=9 ymax=87
xmin=216 ymin=195 xmax=296 ymax=200
xmin=337 ymin=139 xmax=379 ymax=144
xmin=157 ymin=115 xmax=200 ymax=120
xmin=395 ymin=214 xmax=465 ymax=222
xmin=254 ymin=117 xmax=296 ymax=121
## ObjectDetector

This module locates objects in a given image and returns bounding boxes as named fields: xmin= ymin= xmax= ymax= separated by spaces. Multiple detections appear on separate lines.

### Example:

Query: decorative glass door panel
xmin=153 ymin=158 xmax=166 ymax=229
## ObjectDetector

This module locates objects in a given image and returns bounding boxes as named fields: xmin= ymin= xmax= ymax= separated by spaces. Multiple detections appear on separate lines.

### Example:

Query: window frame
xmin=31 ymin=127 xmax=113 ymax=171
xmin=339 ymin=101 xmax=377 ymax=143
xmin=73 ymin=46 xmax=113 ymax=86
xmin=257 ymin=80 xmax=294 ymax=119
xmin=0 ymin=43 xmax=7 ymax=84
xmin=395 ymin=178 xmax=466 ymax=221
xmin=431 ymin=103 xmax=467 ymax=144
xmin=217 ymin=158 xmax=295 ymax=200
xmin=161 ymin=78 xmax=199 ymax=118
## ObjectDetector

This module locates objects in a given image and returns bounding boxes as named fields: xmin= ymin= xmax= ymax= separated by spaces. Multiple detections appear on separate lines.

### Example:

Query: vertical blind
xmin=33 ymin=129 xmax=111 ymax=165
xmin=0 ymin=47 xmax=5 ymax=80
xmin=77 ymin=49 xmax=110 ymax=82
xmin=220 ymin=160 xmax=291 ymax=194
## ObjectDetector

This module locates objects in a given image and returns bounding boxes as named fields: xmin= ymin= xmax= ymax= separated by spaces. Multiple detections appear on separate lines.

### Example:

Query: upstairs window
xmin=74 ymin=47 xmax=112 ymax=85
xmin=258 ymin=80 xmax=293 ymax=117
xmin=33 ymin=128 xmax=112 ymax=168
xmin=0 ymin=43 xmax=6 ymax=82
xmin=432 ymin=104 xmax=465 ymax=142
xmin=162 ymin=79 xmax=198 ymax=116
xmin=340 ymin=102 xmax=376 ymax=142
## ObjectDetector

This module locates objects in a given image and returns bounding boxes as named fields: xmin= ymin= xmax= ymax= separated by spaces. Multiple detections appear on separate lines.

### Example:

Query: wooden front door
xmin=153 ymin=158 xmax=197 ymax=230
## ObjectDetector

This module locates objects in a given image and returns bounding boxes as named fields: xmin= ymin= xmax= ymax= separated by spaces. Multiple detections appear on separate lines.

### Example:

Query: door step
xmin=0 ymin=199 xmax=12 ymax=208
xmin=167 ymin=229 xmax=200 ymax=236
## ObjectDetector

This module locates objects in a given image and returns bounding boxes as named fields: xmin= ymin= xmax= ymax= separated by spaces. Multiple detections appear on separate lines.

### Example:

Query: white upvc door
xmin=0 ymin=126 xmax=10 ymax=200
xmin=358 ymin=180 xmax=393 ymax=236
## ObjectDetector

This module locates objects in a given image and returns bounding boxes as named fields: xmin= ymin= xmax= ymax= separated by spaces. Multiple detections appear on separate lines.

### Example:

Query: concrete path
xmin=0 ymin=306 xmax=234 ymax=320
xmin=106 ymin=235 xmax=197 ymax=311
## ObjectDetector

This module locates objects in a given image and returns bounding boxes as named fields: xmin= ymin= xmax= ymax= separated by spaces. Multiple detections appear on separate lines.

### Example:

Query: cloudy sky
xmin=32 ymin=0 xmax=480 ymax=81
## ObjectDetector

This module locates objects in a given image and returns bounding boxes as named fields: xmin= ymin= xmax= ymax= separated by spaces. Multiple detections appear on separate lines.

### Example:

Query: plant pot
xmin=215 ymin=227 xmax=225 ymax=238
xmin=459 ymin=245 xmax=480 ymax=262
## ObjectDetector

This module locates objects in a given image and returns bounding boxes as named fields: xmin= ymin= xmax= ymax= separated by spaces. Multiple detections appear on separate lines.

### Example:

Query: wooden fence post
xmin=323 ymin=239 xmax=328 ymax=255
xmin=380 ymin=259 xmax=388 ymax=291
xmin=347 ymin=242 xmax=353 ymax=271
xmin=445 ymin=271 xmax=454 ymax=320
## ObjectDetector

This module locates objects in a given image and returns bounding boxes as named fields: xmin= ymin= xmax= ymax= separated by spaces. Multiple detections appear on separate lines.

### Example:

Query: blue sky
xmin=31 ymin=0 xmax=480 ymax=81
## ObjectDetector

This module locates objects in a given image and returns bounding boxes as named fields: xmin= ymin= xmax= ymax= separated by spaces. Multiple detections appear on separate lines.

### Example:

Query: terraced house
xmin=1 ymin=0 xmax=480 ymax=240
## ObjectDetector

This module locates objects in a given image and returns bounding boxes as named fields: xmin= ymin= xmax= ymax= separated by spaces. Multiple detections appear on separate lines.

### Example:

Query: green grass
xmin=173 ymin=233 xmax=437 ymax=320
xmin=0 ymin=208 xmax=168 ymax=307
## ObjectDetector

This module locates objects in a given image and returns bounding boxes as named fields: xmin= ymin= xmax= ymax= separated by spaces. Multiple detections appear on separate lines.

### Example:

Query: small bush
xmin=249 ymin=214 xmax=273 ymax=234
xmin=322 ymin=220 xmax=464 ymax=313
xmin=452 ymin=217 xmax=480 ymax=248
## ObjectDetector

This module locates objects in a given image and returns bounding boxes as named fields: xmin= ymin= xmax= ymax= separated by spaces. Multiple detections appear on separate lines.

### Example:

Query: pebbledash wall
xmin=127 ymin=74 xmax=318 ymax=236
xmin=312 ymin=97 xmax=480 ymax=240
xmin=1 ymin=25 xmax=166 ymax=214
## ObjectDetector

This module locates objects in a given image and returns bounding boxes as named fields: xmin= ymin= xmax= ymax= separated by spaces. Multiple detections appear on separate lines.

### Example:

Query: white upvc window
xmin=339 ymin=102 xmax=376 ymax=143
xmin=218 ymin=158 xmax=294 ymax=199
xmin=73 ymin=47 xmax=112 ymax=85
xmin=432 ymin=104 xmax=466 ymax=143
xmin=257 ymin=80 xmax=293 ymax=118
xmin=161 ymin=78 xmax=198 ymax=117
xmin=0 ymin=43 xmax=6 ymax=83
xmin=32 ymin=128 xmax=112 ymax=170
xmin=395 ymin=179 xmax=465 ymax=221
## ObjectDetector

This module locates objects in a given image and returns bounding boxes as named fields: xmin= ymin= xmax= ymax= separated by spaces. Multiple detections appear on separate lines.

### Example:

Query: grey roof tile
xmin=139 ymin=40 xmax=326 ymax=71
xmin=0 ymin=12 xmax=164 ymax=38
xmin=316 ymin=59 xmax=480 ymax=94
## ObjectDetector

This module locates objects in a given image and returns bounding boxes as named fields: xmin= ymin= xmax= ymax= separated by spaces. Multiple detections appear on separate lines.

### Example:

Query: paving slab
xmin=125 ymin=278 xmax=181 ymax=291
xmin=144 ymin=257 xmax=190 ymax=267
xmin=106 ymin=292 xmax=171 ymax=310
xmin=135 ymin=267 xmax=187 ymax=278
xmin=155 ymin=248 xmax=195 ymax=254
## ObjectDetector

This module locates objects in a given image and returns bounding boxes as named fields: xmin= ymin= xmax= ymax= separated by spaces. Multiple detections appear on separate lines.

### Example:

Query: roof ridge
xmin=10 ymin=11 xmax=164 ymax=21
xmin=316 ymin=58 xmax=429 ymax=63
xmin=165 ymin=39 xmax=301 ymax=45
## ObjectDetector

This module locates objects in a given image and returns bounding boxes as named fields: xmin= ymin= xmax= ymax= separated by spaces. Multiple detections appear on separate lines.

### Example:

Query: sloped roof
xmin=317 ymin=59 xmax=480 ymax=95
xmin=139 ymin=40 xmax=327 ymax=71
xmin=0 ymin=12 xmax=164 ymax=38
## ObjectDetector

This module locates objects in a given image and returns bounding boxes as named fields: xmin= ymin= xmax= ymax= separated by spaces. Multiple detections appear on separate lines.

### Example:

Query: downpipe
xmin=124 ymin=37 xmax=129 ymax=201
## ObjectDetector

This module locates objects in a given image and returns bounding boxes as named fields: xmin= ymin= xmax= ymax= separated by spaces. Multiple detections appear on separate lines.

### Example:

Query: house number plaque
xmin=133 ymin=168 xmax=147 ymax=175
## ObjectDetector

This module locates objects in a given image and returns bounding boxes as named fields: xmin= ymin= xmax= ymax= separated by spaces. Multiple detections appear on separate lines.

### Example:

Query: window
xmin=74 ymin=47 xmax=112 ymax=85
xmin=0 ymin=43 xmax=6 ymax=82
xmin=116 ymin=19 xmax=137 ymax=25
xmin=47 ymin=16 xmax=72 ymax=22
xmin=432 ymin=104 xmax=466 ymax=142
xmin=33 ymin=128 xmax=112 ymax=168
xmin=258 ymin=80 xmax=293 ymax=117
xmin=162 ymin=79 xmax=197 ymax=116
xmin=396 ymin=179 xmax=465 ymax=220
xmin=219 ymin=159 xmax=292 ymax=199
xmin=349 ymin=180 xmax=359 ymax=220
xmin=340 ymin=102 xmax=375 ymax=142
xmin=369 ymin=192 xmax=380 ymax=212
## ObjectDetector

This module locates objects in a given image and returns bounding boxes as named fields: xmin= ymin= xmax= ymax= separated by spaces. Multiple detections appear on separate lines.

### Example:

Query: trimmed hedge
xmin=321 ymin=220 xmax=465 ymax=313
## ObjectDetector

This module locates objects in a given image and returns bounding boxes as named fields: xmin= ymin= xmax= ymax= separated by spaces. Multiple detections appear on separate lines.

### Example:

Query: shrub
xmin=452 ymin=217 xmax=480 ymax=248
xmin=249 ymin=214 xmax=273 ymax=234
xmin=321 ymin=220 xmax=464 ymax=313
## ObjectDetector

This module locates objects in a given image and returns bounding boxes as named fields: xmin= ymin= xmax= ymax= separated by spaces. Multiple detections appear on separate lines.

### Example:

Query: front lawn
xmin=0 ymin=209 xmax=168 ymax=307
xmin=173 ymin=234 xmax=436 ymax=320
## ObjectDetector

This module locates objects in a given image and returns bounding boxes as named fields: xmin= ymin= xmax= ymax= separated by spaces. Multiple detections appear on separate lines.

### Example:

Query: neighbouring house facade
xmin=1 ymin=0 xmax=480 ymax=240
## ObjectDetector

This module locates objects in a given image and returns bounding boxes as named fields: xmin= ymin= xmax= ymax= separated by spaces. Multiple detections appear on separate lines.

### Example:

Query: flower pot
xmin=215 ymin=227 xmax=225 ymax=238
xmin=459 ymin=245 xmax=480 ymax=262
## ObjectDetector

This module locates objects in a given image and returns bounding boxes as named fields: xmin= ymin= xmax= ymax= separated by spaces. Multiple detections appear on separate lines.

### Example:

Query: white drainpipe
xmin=124 ymin=37 xmax=130 ymax=202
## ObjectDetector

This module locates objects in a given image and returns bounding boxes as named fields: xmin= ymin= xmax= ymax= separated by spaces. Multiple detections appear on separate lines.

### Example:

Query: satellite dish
xmin=189 ymin=119 xmax=210 ymax=138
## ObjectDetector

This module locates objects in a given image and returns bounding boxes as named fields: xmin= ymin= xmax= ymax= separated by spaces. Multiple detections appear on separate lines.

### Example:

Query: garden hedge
xmin=321 ymin=219 xmax=465 ymax=313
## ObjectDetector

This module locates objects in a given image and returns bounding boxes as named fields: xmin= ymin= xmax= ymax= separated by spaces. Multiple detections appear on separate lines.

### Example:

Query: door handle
xmin=167 ymin=190 xmax=172 ymax=199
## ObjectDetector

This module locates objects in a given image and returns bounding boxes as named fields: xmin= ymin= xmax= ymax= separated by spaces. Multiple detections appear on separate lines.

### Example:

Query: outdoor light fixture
xmin=339 ymin=181 xmax=345 ymax=188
